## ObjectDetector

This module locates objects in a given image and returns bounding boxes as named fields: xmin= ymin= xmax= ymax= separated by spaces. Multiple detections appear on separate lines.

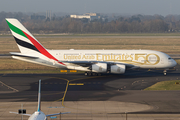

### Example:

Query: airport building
xmin=70 ymin=13 xmax=100 ymax=21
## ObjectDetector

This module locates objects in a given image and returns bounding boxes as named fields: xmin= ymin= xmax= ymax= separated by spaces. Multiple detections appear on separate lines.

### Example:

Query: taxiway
xmin=0 ymin=65 xmax=180 ymax=119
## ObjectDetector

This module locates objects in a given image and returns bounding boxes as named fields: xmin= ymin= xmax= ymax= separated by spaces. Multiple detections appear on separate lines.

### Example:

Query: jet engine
xmin=91 ymin=63 xmax=107 ymax=73
xmin=110 ymin=64 xmax=125 ymax=74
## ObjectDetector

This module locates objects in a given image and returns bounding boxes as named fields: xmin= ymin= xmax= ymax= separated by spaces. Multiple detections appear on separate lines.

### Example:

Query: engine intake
xmin=110 ymin=64 xmax=125 ymax=74
xmin=92 ymin=63 xmax=107 ymax=73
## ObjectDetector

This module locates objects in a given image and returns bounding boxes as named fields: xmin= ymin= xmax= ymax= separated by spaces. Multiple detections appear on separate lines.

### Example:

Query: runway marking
xmin=0 ymin=81 xmax=19 ymax=92
xmin=53 ymin=79 xmax=69 ymax=106
xmin=69 ymin=83 xmax=84 ymax=85
xmin=51 ymin=76 xmax=104 ymax=107
xmin=62 ymin=80 xmax=69 ymax=106
xmin=43 ymin=91 xmax=64 ymax=96
xmin=69 ymin=76 xmax=105 ymax=82
xmin=2 ymin=74 xmax=6 ymax=76
xmin=36 ymin=82 xmax=67 ymax=85
xmin=51 ymin=77 xmax=69 ymax=106
xmin=132 ymin=80 xmax=142 ymax=85
xmin=7 ymin=91 xmax=64 ymax=97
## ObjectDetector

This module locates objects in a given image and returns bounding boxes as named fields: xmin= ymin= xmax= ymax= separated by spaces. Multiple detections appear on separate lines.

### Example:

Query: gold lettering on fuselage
xmin=64 ymin=55 xmax=81 ymax=60
xmin=82 ymin=55 xmax=95 ymax=59
xmin=63 ymin=53 xmax=160 ymax=65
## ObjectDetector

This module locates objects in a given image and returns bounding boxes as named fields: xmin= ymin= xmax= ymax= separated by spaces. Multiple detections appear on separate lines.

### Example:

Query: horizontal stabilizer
xmin=9 ymin=111 xmax=31 ymax=116
xmin=10 ymin=52 xmax=38 ymax=59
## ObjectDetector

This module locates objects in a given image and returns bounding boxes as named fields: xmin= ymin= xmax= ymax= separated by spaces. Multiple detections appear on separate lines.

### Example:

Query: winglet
xmin=37 ymin=80 xmax=41 ymax=112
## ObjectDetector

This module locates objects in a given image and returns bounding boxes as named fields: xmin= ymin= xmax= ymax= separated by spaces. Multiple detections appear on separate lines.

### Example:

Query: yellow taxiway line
xmin=69 ymin=83 xmax=84 ymax=85
xmin=51 ymin=76 xmax=105 ymax=107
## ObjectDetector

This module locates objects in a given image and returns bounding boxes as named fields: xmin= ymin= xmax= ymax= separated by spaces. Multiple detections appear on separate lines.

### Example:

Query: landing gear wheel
xmin=163 ymin=69 xmax=167 ymax=76
xmin=98 ymin=73 xmax=102 ymax=76
xmin=164 ymin=72 xmax=167 ymax=76
xmin=92 ymin=73 xmax=97 ymax=76
xmin=84 ymin=72 xmax=88 ymax=76
xmin=88 ymin=72 xmax=92 ymax=76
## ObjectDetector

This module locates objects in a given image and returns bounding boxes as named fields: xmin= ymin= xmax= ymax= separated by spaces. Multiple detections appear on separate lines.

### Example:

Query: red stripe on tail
xmin=23 ymin=31 xmax=65 ymax=66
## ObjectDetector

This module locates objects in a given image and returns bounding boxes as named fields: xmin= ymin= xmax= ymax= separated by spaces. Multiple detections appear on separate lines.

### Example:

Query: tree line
xmin=0 ymin=12 xmax=180 ymax=33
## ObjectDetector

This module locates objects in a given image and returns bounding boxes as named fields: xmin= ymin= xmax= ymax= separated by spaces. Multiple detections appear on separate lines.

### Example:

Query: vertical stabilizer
xmin=37 ymin=80 xmax=41 ymax=112
xmin=6 ymin=18 xmax=65 ymax=66
xmin=6 ymin=18 xmax=46 ymax=54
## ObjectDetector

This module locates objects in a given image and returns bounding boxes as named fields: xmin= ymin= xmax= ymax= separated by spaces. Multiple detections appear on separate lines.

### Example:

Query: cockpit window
xmin=168 ymin=57 xmax=172 ymax=59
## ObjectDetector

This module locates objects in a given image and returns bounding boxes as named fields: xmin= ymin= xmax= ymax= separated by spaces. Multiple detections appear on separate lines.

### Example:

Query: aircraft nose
xmin=171 ymin=59 xmax=177 ymax=67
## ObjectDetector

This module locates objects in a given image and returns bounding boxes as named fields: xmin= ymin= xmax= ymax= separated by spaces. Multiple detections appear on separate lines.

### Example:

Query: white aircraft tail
xmin=6 ymin=18 xmax=65 ymax=66
xmin=6 ymin=18 xmax=45 ymax=54
xmin=37 ymin=79 xmax=71 ymax=116
xmin=9 ymin=79 xmax=70 ymax=118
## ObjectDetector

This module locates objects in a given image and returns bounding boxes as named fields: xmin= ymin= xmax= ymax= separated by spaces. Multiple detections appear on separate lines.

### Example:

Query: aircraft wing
xmin=9 ymin=111 xmax=31 ymax=116
xmin=63 ymin=61 xmax=136 ymax=69
xmin=46 ymin=112 xmax=70 ymax=117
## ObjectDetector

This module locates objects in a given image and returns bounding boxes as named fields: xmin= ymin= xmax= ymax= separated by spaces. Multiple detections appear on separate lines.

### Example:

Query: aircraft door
xmin=58 ymin=53 xmax=63 ymax=61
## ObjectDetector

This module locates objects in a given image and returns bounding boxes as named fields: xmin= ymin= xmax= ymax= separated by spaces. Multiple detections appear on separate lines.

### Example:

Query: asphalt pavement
xmin=0 ymin=65 xmax=180 ymax=119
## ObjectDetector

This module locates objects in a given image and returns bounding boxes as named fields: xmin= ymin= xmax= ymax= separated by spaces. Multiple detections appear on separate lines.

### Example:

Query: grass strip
xmin=0 ymin=69 xmax=83 ymax=74
xmin=2 ymin=33 xmax=180 ymax=37
xmin=175 ymin=59 xmax=180 ymax=65
xmin=1 ymin=36 xmax=180 ymax=54
xmin=144 ymin=80 xmax=180 ymax=90
xmin=0 ymin=59 xmax=84 ymax=74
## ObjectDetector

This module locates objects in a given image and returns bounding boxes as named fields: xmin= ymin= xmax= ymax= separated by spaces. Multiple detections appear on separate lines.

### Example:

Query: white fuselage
xmin=49 ymin=50 xmax=176 ymax=68
xmin=13 ymin=49 xmax=177 ymax=72
xmin=28 ymin=111 xmax=46 ymax=120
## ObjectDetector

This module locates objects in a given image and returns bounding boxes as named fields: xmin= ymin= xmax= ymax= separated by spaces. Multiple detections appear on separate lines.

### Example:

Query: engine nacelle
xmin=92 ymin=63 xmax=107 ymax=73
xmin=110 ymin=64 xmax=125 ymax=74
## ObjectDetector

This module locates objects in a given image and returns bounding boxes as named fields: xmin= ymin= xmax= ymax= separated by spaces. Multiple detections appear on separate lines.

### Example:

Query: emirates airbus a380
xmin=6 ymin=18 xmax=177 ymax=76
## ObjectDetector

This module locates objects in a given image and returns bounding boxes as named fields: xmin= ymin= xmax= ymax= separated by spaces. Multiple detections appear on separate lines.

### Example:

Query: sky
xmin=0 ymin=0 xmax=179 ymax=16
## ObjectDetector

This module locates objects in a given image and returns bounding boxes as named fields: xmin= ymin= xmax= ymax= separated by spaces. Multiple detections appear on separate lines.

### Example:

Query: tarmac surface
xmin=0 ymin=65 xmax=180 ymax=120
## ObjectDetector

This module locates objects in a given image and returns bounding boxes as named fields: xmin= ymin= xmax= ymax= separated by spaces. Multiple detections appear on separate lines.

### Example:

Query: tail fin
xmin=6 ymin=18 xmax=65 ymax=66
xmin=6 ymin=18 xmax=46 ymax=54
xmin=37 ymin=80 xmax=41 ymax=112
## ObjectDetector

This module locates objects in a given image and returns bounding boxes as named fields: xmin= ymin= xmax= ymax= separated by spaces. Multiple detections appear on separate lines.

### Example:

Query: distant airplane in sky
xmin=6 ymin=18 xmax=177 ymax=76
xmin=10 ymin=80 xmax=70 ymax=120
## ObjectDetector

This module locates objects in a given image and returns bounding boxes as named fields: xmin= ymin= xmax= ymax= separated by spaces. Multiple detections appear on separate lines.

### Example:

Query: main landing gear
xmin=84 ymin=72 xmax=102 ymax=76
xmin=163 ymin=69 xmax=167 ymax=76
